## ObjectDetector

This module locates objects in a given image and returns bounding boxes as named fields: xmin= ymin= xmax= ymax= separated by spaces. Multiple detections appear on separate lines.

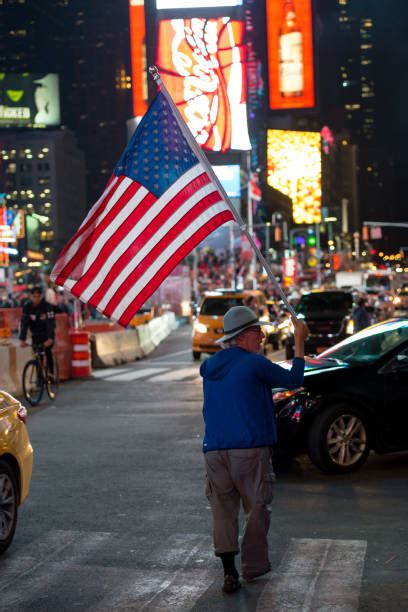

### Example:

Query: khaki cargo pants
xmin=204 ymin=447 xmax=275 ymax=578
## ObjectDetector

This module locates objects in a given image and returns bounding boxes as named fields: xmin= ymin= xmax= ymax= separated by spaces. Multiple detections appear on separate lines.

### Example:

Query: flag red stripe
xmin=102 ymin=192 xmax=228 ymax=317
xmin=83 ymin=172 xmax=211 ymax=307
xmin=54 ymin=174 xmax=118 ymax=262
xmin=117 ymin=211 xmax=234 ymax=325
xmin=70 ymin=190 xmax=157 ymax=297
xmin=55 ymin=179 xmax=141 ymax=285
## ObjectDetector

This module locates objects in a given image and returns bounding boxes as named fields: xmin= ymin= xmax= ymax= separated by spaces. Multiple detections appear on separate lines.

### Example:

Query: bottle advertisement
xmin=266 ymin=0 xmax=315 ymax=110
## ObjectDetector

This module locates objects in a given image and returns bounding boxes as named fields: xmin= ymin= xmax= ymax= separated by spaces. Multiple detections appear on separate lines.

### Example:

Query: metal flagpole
xmin=148 ymin=66 xmax=298 ymax=320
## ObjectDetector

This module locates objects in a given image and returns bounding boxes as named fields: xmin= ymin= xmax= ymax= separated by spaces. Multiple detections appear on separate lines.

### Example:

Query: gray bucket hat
xmin=216 ymin=306 xmax=269 ymax=344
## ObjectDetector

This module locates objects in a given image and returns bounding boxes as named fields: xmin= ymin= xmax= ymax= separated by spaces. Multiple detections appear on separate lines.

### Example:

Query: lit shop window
xmin=156 ymin=17 xmax=250 ymax=152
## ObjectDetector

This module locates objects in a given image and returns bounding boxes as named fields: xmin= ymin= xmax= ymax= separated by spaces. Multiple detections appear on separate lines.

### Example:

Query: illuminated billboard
xmin=156 ymin=1 xmax=243 ymax=8
xmin=0 ymin=73 xmax=60 ymax=127
xmin=129 ymin=1 xmax=148 ymax=117
xmin=25 ymin=214 xmax=41 ymax=253
xmin=266 ymin=0 xmax=315 ymax=110
xmin=156 ymin=18 xmax=250 ymax=152
xmin=267 ymin=129 xmax=321 ymax=224
xmin=213 ymin=165 xmax=240 ymax=198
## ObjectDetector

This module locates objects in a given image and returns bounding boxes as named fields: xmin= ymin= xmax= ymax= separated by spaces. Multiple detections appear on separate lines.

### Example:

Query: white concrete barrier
xmin=0 ymin=344 xmax=32 ymax=396
xmin=91 ymin=329 xmax=142 ymax=368
xmin=91 ymin=312 xmax=178 ymax=368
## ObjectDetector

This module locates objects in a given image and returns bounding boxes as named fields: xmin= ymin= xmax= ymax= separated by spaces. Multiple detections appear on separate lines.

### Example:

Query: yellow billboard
xmin=267 ymin=129 xmax=321 ymax=224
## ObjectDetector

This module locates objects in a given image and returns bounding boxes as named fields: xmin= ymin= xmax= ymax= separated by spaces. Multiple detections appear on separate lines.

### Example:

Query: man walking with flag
xmin=51 ymin=67 xmax=308 ymax=596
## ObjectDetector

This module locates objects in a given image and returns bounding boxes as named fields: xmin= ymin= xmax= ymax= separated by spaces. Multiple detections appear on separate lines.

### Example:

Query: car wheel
xmin=193 ymin=351 xmax=201 ymax=361
xmin=307 ymin=404 xmax=370 ymax=474
xmin=0 ymin=460 xmax=18 ymax=555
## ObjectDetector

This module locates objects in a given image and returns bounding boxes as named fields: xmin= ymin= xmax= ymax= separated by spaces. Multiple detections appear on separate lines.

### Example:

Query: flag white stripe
xmin=78 ymin=164 xmax=206 ymax=303
xmin=77 ymin=176 xmax=118 ymax=232
xmin=96 ymin=182 xmax=220 ymax=313
xmin=50 ymin=176 xmax=120 ymax=282
xmin=111 ymin=200 xmax=227 ymax=319
xmin=93 ymin=176 xmax=133 ymax=230
xmin=81 ymin=185 xmax=148 ymax=276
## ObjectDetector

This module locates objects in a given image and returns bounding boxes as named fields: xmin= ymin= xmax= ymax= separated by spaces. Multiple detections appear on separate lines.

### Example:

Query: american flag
xmin=51 ymin=92 xmax=235 ymax=326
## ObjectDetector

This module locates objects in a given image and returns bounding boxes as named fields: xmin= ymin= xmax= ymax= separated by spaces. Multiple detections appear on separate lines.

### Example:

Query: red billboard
xmin=129 ymin=0 xmax=148 ymax=117
xmin=267 ymin=0 xmax=315 ymax=110
xmin=156 ymin=18 xmax=250 ymax=152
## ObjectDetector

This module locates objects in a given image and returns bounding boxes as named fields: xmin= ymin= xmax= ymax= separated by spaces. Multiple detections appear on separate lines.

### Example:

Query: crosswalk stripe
xmin=92 ymin=367 xmax=131 ymax=378
xmin=0 ymin=531 xmax=114 ymax=608
xmin=0 ymin=530 xmax=83 ymax=587
xmin=256 ymin=538 xmax=367 ymax=611
xmin=0 ymin=531 xmax=367 ymax=611
xmin=91 ymin=534 xmax=214 ymax=611
xmin=103 ymin=367 xmax=169 ymax=381
xmin=149 ymin=367 xmax=199 ymax=382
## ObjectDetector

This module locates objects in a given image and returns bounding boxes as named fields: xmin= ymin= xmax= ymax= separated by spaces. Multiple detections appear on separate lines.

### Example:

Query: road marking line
xmin=0 ymin=531 xmax=114 ymax=607
xmin=93 ymin=534 xmax=214 ymax=611
xmin=147 ymin=349 xmax=192 ymax=362
xmin=148 ymin=367 xmax=199 ymax=382
xmin=92 ymin=367 xmax=130 ymax=378
xmin=102 ymin=367 xmax=169 ymax=381
xmin=256 ymin=538 xmax=367 ymax=611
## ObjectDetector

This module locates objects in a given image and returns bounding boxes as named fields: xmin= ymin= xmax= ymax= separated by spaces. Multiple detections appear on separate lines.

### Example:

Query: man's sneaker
xmin=222 ymin=574 xmax=241 ymax=594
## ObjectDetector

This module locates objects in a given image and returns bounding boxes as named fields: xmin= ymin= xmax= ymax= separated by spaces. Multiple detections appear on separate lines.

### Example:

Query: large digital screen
xmin=266 ymin=0 xmax=315 ymax=110
xmin=25 ymin=215 xmax=41 ymax=252
xmin=0 ymin=73 xmax=60 ymax=127
xmin=267 ymin=129 xmax=321 ymax=224
xmin=212 ymin=165 xmax=240 ymax=198
xmin=157 ymin=1 xmax=243 ymax=8
xmin=156 ymin=18 xmax=251 ymax=152
xmin=129 ymin=1 xmax=148 ymax=117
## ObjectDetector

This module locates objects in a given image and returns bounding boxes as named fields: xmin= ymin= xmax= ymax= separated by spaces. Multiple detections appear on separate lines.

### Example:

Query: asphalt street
xmin=1 ymin=322 xmax=407 ymax=611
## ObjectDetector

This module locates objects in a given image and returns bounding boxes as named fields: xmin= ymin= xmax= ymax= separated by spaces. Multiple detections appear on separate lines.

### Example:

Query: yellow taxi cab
xmin=0 ymin=390 xmax=33 ymax=554
xmin=192 ymin=289 xmax=272 ymax=360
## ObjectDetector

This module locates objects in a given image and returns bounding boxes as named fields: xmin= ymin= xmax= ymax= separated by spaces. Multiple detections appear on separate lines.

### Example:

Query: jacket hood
xmin=200 ymin=347 xmax=246 ymax=381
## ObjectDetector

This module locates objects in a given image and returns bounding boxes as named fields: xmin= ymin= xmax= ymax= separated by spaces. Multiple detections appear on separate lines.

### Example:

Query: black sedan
xmin=273 ymin=318 xmax=408 ymax=474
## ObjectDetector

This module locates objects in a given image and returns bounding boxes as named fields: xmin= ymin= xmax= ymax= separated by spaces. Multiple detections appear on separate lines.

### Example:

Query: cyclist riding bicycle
xmin=19 ymin=286 xmax=55 ymax=375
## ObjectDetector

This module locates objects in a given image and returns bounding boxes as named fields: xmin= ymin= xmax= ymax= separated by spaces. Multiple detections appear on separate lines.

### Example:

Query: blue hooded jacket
xmin=200 ymin=348 xmax=304 ymax=452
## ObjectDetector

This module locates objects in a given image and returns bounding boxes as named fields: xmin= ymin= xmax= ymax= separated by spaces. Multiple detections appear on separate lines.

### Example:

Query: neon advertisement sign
xmin=156 ymin=17 xmax=251 ymax=152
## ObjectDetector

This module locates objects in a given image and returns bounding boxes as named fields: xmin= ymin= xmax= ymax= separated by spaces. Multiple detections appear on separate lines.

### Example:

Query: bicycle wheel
xmin=46 ymin=355 xmax=59 ymax=400
xmin=22 ymin=359 xmax=44 ymax=406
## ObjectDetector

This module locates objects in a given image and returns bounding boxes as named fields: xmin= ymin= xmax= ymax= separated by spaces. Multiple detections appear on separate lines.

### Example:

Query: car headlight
xmin=345 ymin=318 xmax=354 ymax=335
xmin=394 ymin=296 xmax=401 ymax=305
xmin=193 ymin=321 xmax=207 ymax=334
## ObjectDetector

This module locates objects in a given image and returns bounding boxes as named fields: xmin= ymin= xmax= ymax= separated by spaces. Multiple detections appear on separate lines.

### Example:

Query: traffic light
xmin=306 ymin=229 xmax=316 ymax=247
xmin=362 ymin=225 xmax=369 ymax=241
xmin=274 ymin=226 xmax=282 ymax=242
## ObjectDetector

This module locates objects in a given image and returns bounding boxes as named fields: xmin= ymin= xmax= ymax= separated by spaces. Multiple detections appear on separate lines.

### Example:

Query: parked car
xmin=285 ymin=290 xmax=354 ymax=358
xmin=192 ymin=289 xmax=274 ymax=360
xmin=273 ymin=318 xmax=408 ymax=474
xmin=0 ymin=391 xmax=33 ymax=554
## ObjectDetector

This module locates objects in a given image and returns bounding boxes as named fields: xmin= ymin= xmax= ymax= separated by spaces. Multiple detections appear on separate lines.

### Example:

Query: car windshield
xmin=366 ymin=276 xmax=390 ymax=289
xmin=298 ymin=292 xmax=352 ymax=316
xmin=319 ymin=320 xmax=408 ymax=364
xmin=200 ymin=297 xmax=244 ymax=316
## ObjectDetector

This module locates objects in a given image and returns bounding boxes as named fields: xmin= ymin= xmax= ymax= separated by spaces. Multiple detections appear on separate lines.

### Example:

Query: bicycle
xmin=22 ymin=343 xmax=59 ymax=406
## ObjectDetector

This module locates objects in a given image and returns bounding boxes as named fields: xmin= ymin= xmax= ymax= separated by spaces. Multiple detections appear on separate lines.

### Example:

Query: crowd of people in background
xmin=0 ymin=274 xmax=100 ymax=324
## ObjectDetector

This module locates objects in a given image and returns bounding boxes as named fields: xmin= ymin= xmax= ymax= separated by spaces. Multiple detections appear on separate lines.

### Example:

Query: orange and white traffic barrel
xmin=69 ymin=330 xmax=91 ymax=377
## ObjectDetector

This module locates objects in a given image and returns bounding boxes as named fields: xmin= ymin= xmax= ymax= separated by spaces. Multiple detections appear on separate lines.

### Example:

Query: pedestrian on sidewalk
xmin=352 ymin=297 xmax=371 ymax=331
xmin=200 ymin=305 xmax=309 ymax=594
